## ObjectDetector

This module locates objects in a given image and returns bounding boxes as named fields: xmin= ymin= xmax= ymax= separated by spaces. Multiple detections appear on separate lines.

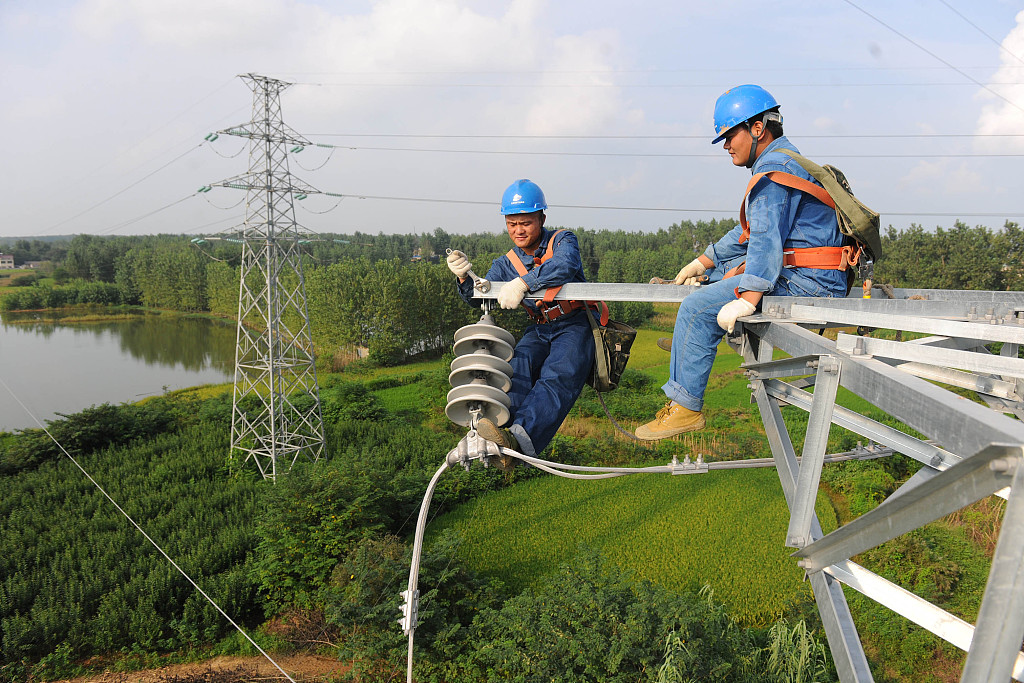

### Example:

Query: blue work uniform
xmin=457 ymin=228 xmax=595 ymax=455
xmin=664 ymin=136 xmax=847 ymax=411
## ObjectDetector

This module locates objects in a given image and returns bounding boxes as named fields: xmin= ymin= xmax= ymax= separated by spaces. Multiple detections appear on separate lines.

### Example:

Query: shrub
xmin=457 ymin=551 xmax=758 ymax=683
xmin=608 ymin=300 xmax=656 ymax=327
xmin=1 ymin=402 xmax=177 ymax=477
xmin=321 ymin=383 xmax=386 ymax=423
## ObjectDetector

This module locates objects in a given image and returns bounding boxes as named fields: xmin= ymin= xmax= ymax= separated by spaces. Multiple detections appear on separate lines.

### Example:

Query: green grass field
xmin=430 ymin=466 xmax=837 ymax=626
xmin=418 ymin=313 xmax=847 ymax=627
xmin=346 ymin=307 xmax=970 ymax=648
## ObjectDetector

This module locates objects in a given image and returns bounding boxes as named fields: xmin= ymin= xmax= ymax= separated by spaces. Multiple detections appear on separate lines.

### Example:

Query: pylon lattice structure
xmin=215 ymin=73 xmax=325 ymax=480
xmin=406 ymin=279 xmax=1024 ymax=683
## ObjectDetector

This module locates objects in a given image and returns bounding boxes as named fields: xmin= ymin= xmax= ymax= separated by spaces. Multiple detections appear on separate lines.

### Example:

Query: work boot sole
xmin=657 ymin=337 xmax=672 ymax=352
xmin=634 ymin=414 xmax=706 ymax=441
xmin=476 ymin=419 xmax=520 ymax=470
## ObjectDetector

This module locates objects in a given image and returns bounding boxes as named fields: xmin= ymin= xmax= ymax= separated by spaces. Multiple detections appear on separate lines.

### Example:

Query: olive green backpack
xmin=776 ymin=148 xmax=883 ymax=263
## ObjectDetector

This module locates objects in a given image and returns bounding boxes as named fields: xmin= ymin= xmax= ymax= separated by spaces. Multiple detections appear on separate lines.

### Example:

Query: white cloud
xmin=286 ymin=0 xmax=627 ymax=136
xmin=898 ymin=160 xmax=983 ymax=196
xmin=811 ymin=116 xmax=835 ymax=131
xmin=604 ymin=165 xmax=645 ymax=194
xmin=74 ymin=0 xmax=294 ymax=49
xmin=974 ymin=9 xmax=1024 ymax=151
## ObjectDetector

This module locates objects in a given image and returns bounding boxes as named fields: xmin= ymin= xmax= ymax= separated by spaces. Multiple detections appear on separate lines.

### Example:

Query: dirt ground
xmin=54 ymin=653 xmax=348 ymax=682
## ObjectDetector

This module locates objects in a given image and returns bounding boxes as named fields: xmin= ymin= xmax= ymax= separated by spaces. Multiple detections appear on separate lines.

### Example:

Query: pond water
xmin=0 ymin=312 xmax=236 ymax=431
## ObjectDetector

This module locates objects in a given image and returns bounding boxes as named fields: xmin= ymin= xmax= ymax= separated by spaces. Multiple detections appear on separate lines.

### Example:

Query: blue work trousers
xmin=506 ymin=311 xmax=595 ymax=455
xmin=663 ymin=270 xmax=845 ymax=412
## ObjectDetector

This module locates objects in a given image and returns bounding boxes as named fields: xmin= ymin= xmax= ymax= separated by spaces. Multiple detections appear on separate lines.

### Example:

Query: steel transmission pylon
xmin=213 ymin=73 xmax=325 ymax=481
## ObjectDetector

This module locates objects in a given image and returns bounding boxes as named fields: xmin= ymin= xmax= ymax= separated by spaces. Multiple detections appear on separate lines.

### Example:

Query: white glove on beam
xmin=717 ymin=297 xmax=757 ymax=334
xmin=497 ymin=278 xmax=530 ymax=309
xmin=672 ymin=258 xmax=708 ymax=285
xmin=446 ymin=250 xmax=473 ymax=278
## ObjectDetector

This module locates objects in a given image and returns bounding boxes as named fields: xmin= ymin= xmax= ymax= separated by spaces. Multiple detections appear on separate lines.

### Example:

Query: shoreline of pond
xmin=0 ymin=304 xmax=236 ymax=325
xmin=0 ymin=312 xmax=238 ymax=431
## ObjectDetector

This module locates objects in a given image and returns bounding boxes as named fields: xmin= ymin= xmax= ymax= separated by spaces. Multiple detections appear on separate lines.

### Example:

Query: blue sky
xmin=3 ymin=0 xmax=1024 ymax=240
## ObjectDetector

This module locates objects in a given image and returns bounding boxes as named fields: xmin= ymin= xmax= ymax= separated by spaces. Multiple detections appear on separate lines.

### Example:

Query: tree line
xmin=3 ymin=220 xmax=1022 ymax=364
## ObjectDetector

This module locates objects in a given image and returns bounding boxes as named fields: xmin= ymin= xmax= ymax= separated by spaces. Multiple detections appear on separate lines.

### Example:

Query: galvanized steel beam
xmin=960 ymin=454 xmax=1024 ymax=683
xmin=752 ymin=382 xmax=873 ymax=682
xmin=788 ymin=304 xmax=1024 ymax=345
xmin=750 ymin=322 xmax=1024 ymax=457
xmin=792 ymin=445 xmax=1019 ymax=573
xmin=787 ymin=356 xmax=841 ymax=548
xmin=760 ymin=379 xmax=960 ymax=471
xmin=835 ymin=333 xmax=1024 ymax=379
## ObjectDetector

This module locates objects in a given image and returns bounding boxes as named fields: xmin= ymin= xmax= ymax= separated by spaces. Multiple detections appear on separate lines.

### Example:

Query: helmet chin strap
xmin=744 ymin=120 xmax=764 ymax=169
xmin=743 ymin=110 xmax=781 ymax=168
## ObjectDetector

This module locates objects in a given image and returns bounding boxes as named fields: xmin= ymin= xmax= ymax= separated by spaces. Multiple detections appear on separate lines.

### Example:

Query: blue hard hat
xmin=711 ymin=84 xmax=780 ymax=144
xmin=500 ymin=179 xmax=547 ymax=215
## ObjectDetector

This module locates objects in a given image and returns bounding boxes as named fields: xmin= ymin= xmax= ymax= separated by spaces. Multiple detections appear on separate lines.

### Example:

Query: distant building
xmin=22 ymin=261 xmax=46 ymax=269
xmin=0 ymin=254 xmax=14 ymax=269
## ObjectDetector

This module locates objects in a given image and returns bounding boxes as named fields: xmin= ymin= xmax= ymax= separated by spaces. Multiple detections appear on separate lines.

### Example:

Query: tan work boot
xmin=476 ymin=418 xmax=520 ymax=470
xmin=657 ymin=337 xmax=672 ymax=352
xmin=635 ymin=402 xmax=705 ymax=440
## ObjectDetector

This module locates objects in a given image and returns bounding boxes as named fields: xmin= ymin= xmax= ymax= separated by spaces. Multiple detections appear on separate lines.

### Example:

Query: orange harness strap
xmin=738 ymin=171 xmax=834 ymax=244
xmin=505 ymin=230 xmax=609 ymax=325
xmin=725 ymin=169 xmax=859 ymax=279
xmin=722 ymin=244 xmax=862 ymax=281
xmin=784 ymin=245 xmax=861 ymax=270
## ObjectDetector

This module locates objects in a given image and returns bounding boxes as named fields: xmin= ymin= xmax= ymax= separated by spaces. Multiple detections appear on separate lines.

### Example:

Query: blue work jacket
xmin=458 ymin=228 xmax=588 ymax=318
xmin=704 ymin=137 xmax=846 ymax=295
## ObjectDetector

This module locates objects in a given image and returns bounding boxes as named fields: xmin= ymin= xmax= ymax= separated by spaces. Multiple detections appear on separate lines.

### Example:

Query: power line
xmin=299 ymin=80 xmax=1024 ymax=89
xmin=936 ymin=0 xmax=1024 ymax=67
xmin=841 ymin=0 xmax=1024 ymax=115
xmin=307 ymin=189 xmax=1024 ymax=218
xmin=307 ymin=132 xmax=1024 ymax=139
xmin=39 ymin=145 xmax=204 ymax=235
xmin=300 ymin=144 xmax=1024 ymax=159
xmin=98 ymin=193 xmax=197 ymax=235
xmin=280 ymin=65 xmax=1024 ymax=76
xmin=40 ymin=80 xmax=237 ymax=201
xmin=0 ymin=374 xmax=298 ymax=683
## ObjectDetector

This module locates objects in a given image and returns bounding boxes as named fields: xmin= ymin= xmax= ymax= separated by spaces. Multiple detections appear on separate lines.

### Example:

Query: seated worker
xmin=636 ymin=84 xmax=848 ymax=440
xmin=447 ymin=179 xmax=595 ymax=457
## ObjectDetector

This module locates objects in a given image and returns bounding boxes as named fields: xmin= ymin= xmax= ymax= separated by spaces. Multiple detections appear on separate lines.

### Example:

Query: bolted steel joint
xmin=989 ymin=457 xmax=1018 ymax=474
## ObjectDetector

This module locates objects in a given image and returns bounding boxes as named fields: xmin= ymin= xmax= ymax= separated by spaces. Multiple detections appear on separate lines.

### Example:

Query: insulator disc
xmin=448 ymin=365 xmax=512 ymax=393
xmin=450 ymin=353 xmax=514 ymax=380
xmin=445 ymin=384 xmax=512 ymax=427
xmin=454 ymin=322 xmax=515 ymax=349
xmin=452 ymin=334 xmax=514 ymax=362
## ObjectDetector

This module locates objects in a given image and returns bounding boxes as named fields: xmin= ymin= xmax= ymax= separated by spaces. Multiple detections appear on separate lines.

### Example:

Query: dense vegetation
xmin=0 ymin=219 xmax=1018 ymax=681
xmin=0 ymin=358 xmax=848 ymax=683
xmin=0 ymin=328 xmax=1005 ymax=682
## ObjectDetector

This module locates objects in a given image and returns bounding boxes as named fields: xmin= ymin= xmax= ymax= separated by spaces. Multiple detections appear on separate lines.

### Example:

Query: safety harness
xmin=731 ymin=171 xmax=862 ymax=278
xmin=505 ymin=229 xmax=609 ymax=325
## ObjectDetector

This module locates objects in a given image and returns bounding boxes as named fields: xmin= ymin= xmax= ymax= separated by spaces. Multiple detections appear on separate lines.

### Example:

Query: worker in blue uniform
xmin=637 ymin=84 xmax=848 ymax=440
xmin=447 ymin=179 xmax=595 ymax=458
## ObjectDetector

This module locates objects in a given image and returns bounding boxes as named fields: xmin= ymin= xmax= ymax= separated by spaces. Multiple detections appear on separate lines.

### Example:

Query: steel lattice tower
xmin=214 ymin=73 xmax=325 ymax=480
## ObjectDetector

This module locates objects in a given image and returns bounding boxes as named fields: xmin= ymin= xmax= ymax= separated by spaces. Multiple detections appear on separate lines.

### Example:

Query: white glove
xmin=497 ymin=278 xmax=530 ymax=309
xmin=672 ymin=258 xmax=708 ymax=285
xmin=717 ymin=297 xmax=757 ymax=334
xmin=446 ymin=250 xmax=473 ymax=278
